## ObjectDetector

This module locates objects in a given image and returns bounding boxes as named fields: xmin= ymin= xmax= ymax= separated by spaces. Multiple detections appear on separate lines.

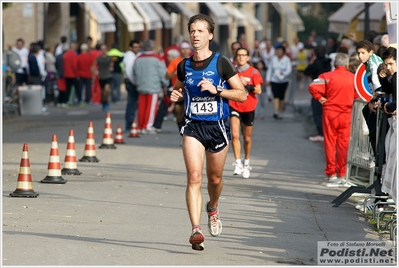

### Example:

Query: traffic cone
xmin=129 ymin=120 xmax=140 ymax=138
xmin=41 ymin=134 xmax=67 ymax=184
xmin=10 ymin=143 xmax=39 ymax=197
xmin=99 ymin=112 xmax=116 ymax=149
xmin=61 ymin=129 xmax=82 ymax=175
xmin=79 ymin=121 xmax=100 ymax=162
xmin=114 ymin=125 xmax=125 ymax=144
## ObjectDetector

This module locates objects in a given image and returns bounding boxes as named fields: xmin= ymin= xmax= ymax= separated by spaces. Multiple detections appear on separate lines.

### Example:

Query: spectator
xmin=260 ymin=39 xmax=275 ymax=101
xmin=250 ymin=39 xmax=263 ymax=66
xmin=90 ymin=43 xmax=103 ymax=104
xmin=77 ymin=43 xmax=95 ymax=106
xmin=296 ymin=42 xmax=308 ymax=90
xmin=27 ymin=43 xmax=41 ymax=85
xmin=308 ymin=53 xmax=360 ymax=186
xmin=326 ymin=36 xmax=338 ymax=55
xmin=254 ymin=60 xmax=267 ymax=118
xmin=304 ymin=45 xmax=331 ymax=142
xmin=162 ymin=42 xmax=192 ymax=135
xmin=63 ymin=41 xmax=80 ymax=105
xmin=266 ymin=44 xmax=292 ymax=119
xmin=164 ymin=34 xmax=183 ymax=66
xmin=348 ymin=53 xmax=361 ymax=74
xmin=230 ymin=41 xmax=242 ymax=66
xmin=133 ymin=39 xmax=169 ymax=134
xmin=44 ymin=45 xmax=57 ymax=104
xmin=55 ymin=44 xmax=69 ymax=106
xmin=107 ymin=44 xmax=124 ymax=103
xmin=12 ymin=38 xmax=30 ymax=86
xmin=92 ymin=44 xmax=113 ymax=111
xmin=230 ymin=47 xmax=263 ymax=178
xmin=151 ymin=48 xmax=180 ymax=133
xmin=55 ymin=36 xmax=68 ymax=57
xmin=123 ymin=39 xmax=142 ymax=132
xmin=381 ymin=34 xmax=390 ymax=48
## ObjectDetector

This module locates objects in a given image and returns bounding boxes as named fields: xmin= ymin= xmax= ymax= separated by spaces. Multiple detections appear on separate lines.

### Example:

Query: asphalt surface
xmin=1 ymin=86 xmax=393 ymax=267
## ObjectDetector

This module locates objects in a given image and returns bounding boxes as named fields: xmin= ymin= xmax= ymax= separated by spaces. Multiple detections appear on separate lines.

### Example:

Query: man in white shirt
xmin=12 ymin=38 xmax=30 ymax=86
xmin=55 ymin=36 xmax=68 ymax=57
xmin=123 ymin=39 xmax=142 ymax=132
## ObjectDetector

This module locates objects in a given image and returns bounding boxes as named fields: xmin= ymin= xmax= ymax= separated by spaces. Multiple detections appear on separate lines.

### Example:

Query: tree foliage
xmin=3 ymin=3 xmax=12 ymax=9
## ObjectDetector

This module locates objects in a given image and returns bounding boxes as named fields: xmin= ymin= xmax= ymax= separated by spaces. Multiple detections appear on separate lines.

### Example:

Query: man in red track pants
xmin=309 ymin=53 xmax=360 ymax=185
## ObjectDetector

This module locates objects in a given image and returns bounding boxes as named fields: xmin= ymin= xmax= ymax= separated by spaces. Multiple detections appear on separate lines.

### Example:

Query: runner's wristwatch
xmin=216 ymin=85 xmax=223 ymax=96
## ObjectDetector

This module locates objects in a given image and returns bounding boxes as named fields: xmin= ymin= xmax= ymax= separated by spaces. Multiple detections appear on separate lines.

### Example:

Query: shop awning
xmin=172 ymin=3 xmax=195 ymax=20
xmin=239 ymin=8 xmax=263 ymax=31
xmin=113 ymin=2 xmax=144 ymax=32
xmin=271 ymin=3 xmax=304 ymax=32
xmin=85 ymin=2 xmax=116 ymax=32
xmin=328 ymin=3 xmax=365 ymax=34
xmin=150 ymin=3 xmax=172 ymax=29
xmin=133 ymin=2 xmax=163 ymax=31
xmin=205 ymin=3 xmax=230 ymax=25
xmin=356 ymin=3 xmax=386 ymax=32
xmin=222 ymin=4 xmax=247 ymax=27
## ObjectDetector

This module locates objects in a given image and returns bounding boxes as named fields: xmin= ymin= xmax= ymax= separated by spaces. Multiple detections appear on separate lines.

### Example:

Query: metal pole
xmin=364 ymin=3 xmax=370 ymax=38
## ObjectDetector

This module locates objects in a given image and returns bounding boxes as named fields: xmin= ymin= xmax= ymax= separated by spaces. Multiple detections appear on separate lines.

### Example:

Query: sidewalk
xmin=2 ymin=84 xmax=394 ymax=266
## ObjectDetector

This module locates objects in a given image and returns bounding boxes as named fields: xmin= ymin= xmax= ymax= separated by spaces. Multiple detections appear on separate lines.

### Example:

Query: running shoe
xmin=206 ymin=201 xmax=222 ymax=237
xmin=242 ymin=165 xmax=252 ymax=179
xmin=233 ymin=162 xmax=243 ymax=175
xmin=189 ymin=227 xmax=204 ymax=251
xmin=308 ymin=135 xmax=324 ymax=142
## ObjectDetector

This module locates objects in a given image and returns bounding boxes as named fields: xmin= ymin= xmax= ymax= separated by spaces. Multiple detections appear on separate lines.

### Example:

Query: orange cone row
xmin=9 ymin=113 xmax=138 ymax=196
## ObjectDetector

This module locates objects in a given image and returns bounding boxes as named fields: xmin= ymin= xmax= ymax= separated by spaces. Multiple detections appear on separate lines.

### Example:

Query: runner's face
xmin=189 ymin=20 xmax=213 ymax=50
xmin=236 ymin=49 xmax=249 ymax=66
xmin=357 ymin=48 xmax=372 ymax=64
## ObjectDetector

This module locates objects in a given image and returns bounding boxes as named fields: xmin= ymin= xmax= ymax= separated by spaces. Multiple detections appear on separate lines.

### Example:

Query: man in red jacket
xmin=308 ymin=53 xmax=360 ymax=186
xmin=63 ymin=41 xmax=80 ymax=105
xmin=77 ymin=43 xmax=95 ymax=105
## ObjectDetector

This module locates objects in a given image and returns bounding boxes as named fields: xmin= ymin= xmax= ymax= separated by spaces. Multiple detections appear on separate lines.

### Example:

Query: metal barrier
xmin=345 ymin=99 xmax=375 ymax=186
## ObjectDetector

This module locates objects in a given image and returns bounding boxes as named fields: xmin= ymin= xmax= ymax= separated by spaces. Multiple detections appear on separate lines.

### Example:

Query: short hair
xmin=275 ymin=44 xmax=286 ymax=54
xmin=337 ymin=46 xmax=349 ymax=54
xmin=129 ymin=39 xmax=140 ymax=47
xmin=373 ymin=35 xmax=382 ymax=46
xmin=80 ymin=43 xmax=89 ymax=51
xmin=334 ymin=52 xmax=349 ymax=67
xmin=142 ymin=40 xmax=154 ymax=51
xmin=314 ymin=45 xmax=327 ymax=58
xmin=231 ymin=41 xmax=242 ymax=50
xmin=382 ymin=46 xmax=397 ymax=61
xmin=16 ymin=38 xmax=24 ymax=44
xmin=167 ymin=49 xmax=180 ymax=58
xmin=188 ymin=14 xmax=215 ymax=41
xmin=356 ymin=40 xmax=373 ymax=52
xmin=61 ymin=36 xmax=67 ymax=43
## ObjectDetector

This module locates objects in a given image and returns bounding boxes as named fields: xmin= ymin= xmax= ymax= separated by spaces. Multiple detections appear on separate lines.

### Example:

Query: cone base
xmin=79 ymin=156 xmax=100 ymax=162
xmin=10 ymin=189 xmax=39 ymax=198
xmin=128 ymin=135 xmax=140 ymax=138
xmin=41 ymin=176 xmax=67 ymax=184
xmin=61 ymin=168 xmax=82 ymax=175
xmin=99 ymin=144 xmax=117 ymax=149
xmin=114 ymin=141 xmax=125 ymax=144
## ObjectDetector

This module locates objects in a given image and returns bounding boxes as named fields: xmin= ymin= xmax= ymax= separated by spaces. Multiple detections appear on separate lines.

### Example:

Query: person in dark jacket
xmin=28 ymin=43 xmax=41 ymax=85
xmin=55 ymin=44 xmax=69 ymax=106
xmin=304 ymin=45 xmax=331 ymax=142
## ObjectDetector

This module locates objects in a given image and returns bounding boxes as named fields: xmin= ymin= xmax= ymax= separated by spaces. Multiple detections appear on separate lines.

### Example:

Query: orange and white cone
xmin=41 ymin=134 xmax=67 ymax=184
xmin=114 ymin=125 xmax=125 ymax=144
xmin=99 ymin=112 xmax=116 ymax=149
xmin=62 ymin=129 xmax=82 ymax=175
xmin=10 ymin=143 xmax=39 ymax=197
xmin=79 ymin=121 xmax=100 ymax=162
xmin=129 ymin=120 xmax=140 ymax=138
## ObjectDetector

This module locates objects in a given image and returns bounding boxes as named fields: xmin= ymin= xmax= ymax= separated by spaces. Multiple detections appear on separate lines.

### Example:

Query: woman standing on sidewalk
xmin=230 ymin=47 xmax=263 ymax=178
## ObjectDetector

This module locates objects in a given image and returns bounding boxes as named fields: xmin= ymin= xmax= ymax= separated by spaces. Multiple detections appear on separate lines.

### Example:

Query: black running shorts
xmin=181 ymin=117 xmax=231 ymax=153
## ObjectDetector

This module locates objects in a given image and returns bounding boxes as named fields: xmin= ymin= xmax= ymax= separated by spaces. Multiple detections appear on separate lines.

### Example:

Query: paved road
xmin=1 ymin=88 xmax=390 ymax=267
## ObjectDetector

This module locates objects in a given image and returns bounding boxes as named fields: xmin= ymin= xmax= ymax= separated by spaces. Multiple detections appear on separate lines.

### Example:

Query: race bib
xmin=190 ymin=101 xmax=217 ymax=115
